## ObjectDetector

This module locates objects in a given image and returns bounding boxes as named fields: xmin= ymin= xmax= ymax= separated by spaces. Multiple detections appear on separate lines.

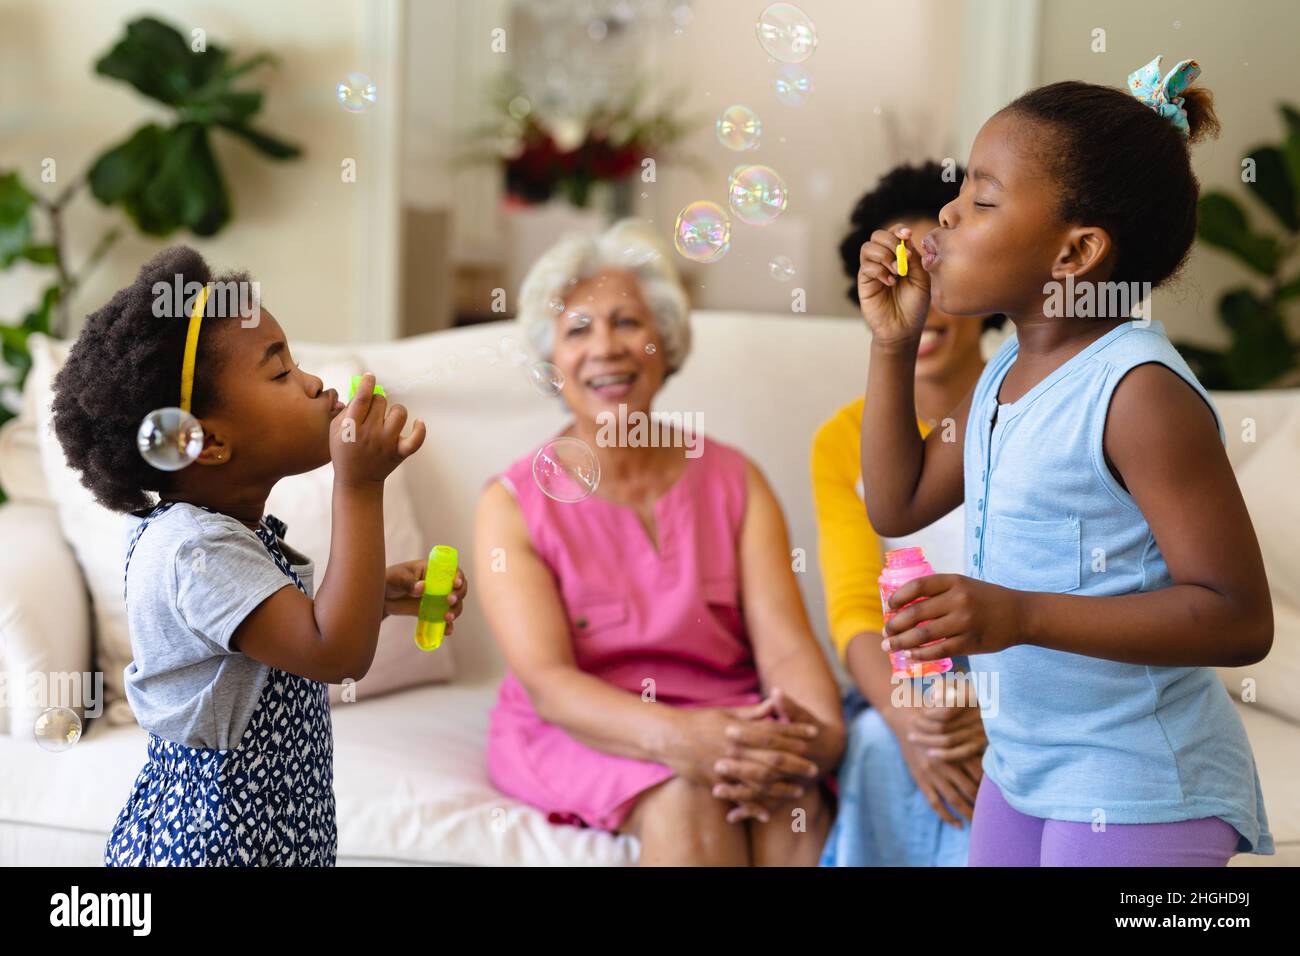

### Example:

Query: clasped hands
xmin=670 ymin=688 xmax=843 ymax=825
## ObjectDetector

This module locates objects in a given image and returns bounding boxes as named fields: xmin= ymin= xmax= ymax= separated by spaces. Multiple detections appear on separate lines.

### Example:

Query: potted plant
xmin=0 ymin=15 xmax=303 ymax=501
xmin=1174 ymin=103 xmax=1300 ymax=389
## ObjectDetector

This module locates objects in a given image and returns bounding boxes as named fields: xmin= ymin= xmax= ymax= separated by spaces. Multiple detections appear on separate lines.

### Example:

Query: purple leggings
xmin=967 ymin=776 xmax=1241 ymax=867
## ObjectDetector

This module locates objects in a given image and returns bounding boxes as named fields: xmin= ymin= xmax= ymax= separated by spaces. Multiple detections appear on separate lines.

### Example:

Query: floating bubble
xmin=34 ymin=707 xmax=82 ymax=753
xmin=716 ymin=105 xmax=762 ymax=151
xmin=547 ymin=297 xmax=565 ymax=314
xmin=336 ymin=72 xmax=378 ymax=112
xmin=769 ymin=255 xmax=796 ymax=281
xmin=774 ymin=64 xmax=814 ymax=107
xmin=529 ymin=361 xmax=565 ymax=397
xmin=565 ymin=309 xmax=593 ymax=329
xmin=533 ymin=436 xmax=601 ymax=503
xmin=616 ymin=243 xmax=662 ymax=268
xmin=728 ymin=165 xmax=788 ymax=226
xmin=674 ymin=201 xmax=732 ymax=263
xmin=645 ymin=342 xmax=658 ymax=355
xmin=137 ymin=407 xmax=204 ymax=472
xmin=499 ymin=336 xmax=530 ymax=366
xmin=756 ymin=3 xmax=817 ymax=63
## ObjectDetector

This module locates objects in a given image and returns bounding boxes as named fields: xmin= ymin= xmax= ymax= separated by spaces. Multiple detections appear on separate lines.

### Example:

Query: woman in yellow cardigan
xmin=813 ymin=162 xmax=1005 ymax=866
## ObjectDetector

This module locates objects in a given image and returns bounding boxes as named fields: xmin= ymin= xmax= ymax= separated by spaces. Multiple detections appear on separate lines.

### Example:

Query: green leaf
xmin=1220 ymin=289 xmax=1295 ymax=388
xmin=21 ymin=285 xmax=61 ymax=334
xmin=216 ymin=122 xmax=303 ymax=160
xmin=94 ymin=17 xmax=195 ymax=106
xmin=1197 ymin=192 xmax=1279 ymax=275
xmin=203 ymin=53 xmax=275 ymax=90
xmin=182 ymin=90 xmax=263 ymax=126
xmin=0 ymin=171 xmax=35 ymax=267
xmin=1279 ymin=272 xmax=1300 ymax=301
xmin=1 ymin=339 xmax=32 ymax=380
xmin=1171 ymin=341 xmax=1232 ymax=390
xmin=21 ymin=244 xmax=57 ymax=265
xmin=87 ymin=124 xmax=167 ymax=204
xmin=1245 ymin=146 xmax=1299 ymax=232
xmin=133 ymin=124 xmax=230 ymax=237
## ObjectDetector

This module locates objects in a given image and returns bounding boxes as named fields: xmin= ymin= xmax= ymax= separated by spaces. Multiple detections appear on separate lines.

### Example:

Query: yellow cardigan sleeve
xmin=810 ymin=400 xmax=931 ymax=662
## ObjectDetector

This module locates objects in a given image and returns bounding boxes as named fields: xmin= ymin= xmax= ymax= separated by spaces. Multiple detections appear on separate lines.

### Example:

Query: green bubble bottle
xmin=414 ymin=546 xmax=458 ymax=651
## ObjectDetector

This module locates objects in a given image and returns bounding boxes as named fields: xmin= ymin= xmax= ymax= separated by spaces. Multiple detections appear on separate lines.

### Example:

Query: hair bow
xmin=1127 ymin=55 xmax=1201 ymax=138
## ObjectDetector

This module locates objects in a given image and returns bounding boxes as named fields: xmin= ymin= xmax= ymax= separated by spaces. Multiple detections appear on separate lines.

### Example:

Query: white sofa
xmin=1 ymin=311 xmax=1296 ymax=865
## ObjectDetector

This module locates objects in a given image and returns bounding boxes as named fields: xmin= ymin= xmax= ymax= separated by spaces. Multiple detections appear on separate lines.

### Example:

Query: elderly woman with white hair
xmin=475 ymin=220 xmax=845 ymax=865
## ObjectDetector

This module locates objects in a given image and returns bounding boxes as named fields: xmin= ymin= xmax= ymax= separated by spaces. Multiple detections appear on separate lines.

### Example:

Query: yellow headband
xmin=179 ymin=285 xmax=209 ymax=414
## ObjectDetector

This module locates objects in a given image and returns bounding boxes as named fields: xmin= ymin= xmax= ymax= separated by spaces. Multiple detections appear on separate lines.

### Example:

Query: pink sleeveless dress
xmin=485 ymin=433 xmax=764 ymax=831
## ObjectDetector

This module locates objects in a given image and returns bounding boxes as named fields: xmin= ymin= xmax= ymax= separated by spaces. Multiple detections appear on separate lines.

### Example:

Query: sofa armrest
xmin=0 ymin=502 xmax=92 ymax=737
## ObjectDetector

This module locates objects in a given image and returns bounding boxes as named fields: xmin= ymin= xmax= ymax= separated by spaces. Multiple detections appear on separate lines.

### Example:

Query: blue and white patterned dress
xmin=104 ymin=504 xmax=337 ymax=867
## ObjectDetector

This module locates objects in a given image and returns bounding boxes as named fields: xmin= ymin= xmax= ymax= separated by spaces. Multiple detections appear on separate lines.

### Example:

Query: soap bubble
xmin=137 ymin=407 xmax=204 ymax=471
xmin=728 ymin=165 xmax=788 ymax=226
xmin=756 ymin=3 xmax=817 ymax=63
xmin=674 ymin=201 xmax=732 ymax=263
xmin=564 ymin=309 xmax=593 ymax=330
xmin=336 ymin=72 xmax=378 ymax=112
xmin=645 ymin=343 xmax=657 ymax=355
xmin=529 ymin=361 xmax=565 ymax=396
xmin=547 ymin=297 xmax=565 ymax=314
xmin=533 ymin=436 xmax=601 ymax=503
xmin=34 ymin=707 xmax=82 ymax=753
xmin=774 ymin=64 xmax=814 ymax=107
xmin=716 ymin=105 xmax=762 ymax=151
xmin=769 ymin=255 xmax=796 ymax=281
xmin=499 ymin=336 xmax=530 ymax=366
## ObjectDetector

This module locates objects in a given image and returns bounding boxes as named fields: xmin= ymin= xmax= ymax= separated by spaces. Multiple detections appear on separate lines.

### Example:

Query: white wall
xmin=0 ymin=0 xmax=401 ymax=344
xmin=401 ymin=0 xmax=967 ymax=317
xmin=400 ymin=0 xmax=1298 ymax=343
xmin=1035 ymin=0 xmax=1300 ymax=346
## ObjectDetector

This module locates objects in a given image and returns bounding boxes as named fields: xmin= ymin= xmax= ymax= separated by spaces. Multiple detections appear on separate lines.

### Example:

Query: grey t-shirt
xmin=122 ymin=502 xmax=315 ymax=749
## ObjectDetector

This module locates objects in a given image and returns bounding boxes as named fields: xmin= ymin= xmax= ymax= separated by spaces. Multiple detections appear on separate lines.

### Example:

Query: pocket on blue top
xmin=985 ymin=514 xmax=1081 ymax=593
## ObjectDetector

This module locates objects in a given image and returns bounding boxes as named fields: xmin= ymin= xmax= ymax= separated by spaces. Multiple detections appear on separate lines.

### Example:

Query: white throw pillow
xmin=25 ymin=335 xmax=453 ymax=727
xmin=1218 ymin=403 xmax=1300 ymax=723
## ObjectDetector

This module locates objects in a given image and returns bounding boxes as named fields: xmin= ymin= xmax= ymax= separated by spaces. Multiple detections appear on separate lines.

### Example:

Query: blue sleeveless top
xmin=962 ymin=318 xmax=1273 ymax=854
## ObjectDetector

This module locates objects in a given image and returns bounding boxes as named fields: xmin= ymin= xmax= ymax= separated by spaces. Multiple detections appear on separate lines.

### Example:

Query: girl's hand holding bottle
xmin=381 ymin=560 xmax=469 ymax=632
xmin=857 ymin=225 xmax=932 ymax=351
xmin=881 ymin=573 xmax=1027 ymax=662
xmin=329 ymin=372 xmax=426 ymax=486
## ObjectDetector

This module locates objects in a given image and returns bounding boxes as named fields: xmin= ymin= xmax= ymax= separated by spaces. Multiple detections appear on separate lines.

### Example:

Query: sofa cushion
xmin=0 ymin=503 xmax=92 ymax=737
xmin=1219 ymin=403 xmax=1300 ymax=723
xmin=0 ymin=680 xmax=637 ymax=865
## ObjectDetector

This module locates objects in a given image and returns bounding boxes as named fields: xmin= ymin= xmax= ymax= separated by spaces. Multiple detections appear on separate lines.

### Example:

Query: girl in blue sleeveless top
xmin=50 ymin=246 xmax=467 ymax=866
xmin=855 ymin=56 xmax=1274 ymax=865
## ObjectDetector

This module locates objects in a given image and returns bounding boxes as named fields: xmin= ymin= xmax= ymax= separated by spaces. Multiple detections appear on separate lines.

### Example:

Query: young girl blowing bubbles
xmin=52 ymin=246 xmax=468 ymax=866
xmin=858 ymin=56 xmax=1274 ymax=865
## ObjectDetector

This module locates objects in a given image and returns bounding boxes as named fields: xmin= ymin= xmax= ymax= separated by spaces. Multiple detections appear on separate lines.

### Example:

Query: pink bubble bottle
xmin=878 ymin=546 xmax=953 ymax=679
